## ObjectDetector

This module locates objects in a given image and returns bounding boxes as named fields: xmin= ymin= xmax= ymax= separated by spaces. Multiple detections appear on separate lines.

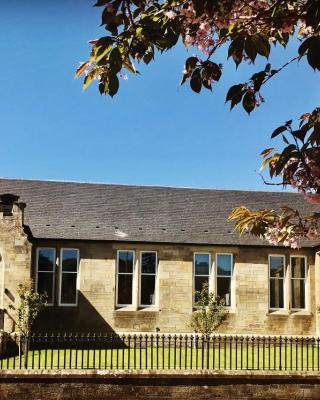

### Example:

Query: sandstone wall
xmin=33 ymin=240 xmax=317 ymax=335
xmin=0 ymin=203 xmax=32 ymax=332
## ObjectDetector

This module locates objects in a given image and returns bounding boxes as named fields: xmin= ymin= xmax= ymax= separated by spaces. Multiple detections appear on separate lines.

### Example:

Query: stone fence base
xmin=1 ymin=370 xmax=320 ymax=400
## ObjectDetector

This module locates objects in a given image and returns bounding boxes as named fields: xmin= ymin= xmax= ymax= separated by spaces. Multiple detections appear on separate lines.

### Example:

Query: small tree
xmin=9 ymin=280 xmax=47 ymax=365
xmin=12 ymin=281 xmax=48 ymax=335
xmin=190 ymin=282 xmax=228 ymax=336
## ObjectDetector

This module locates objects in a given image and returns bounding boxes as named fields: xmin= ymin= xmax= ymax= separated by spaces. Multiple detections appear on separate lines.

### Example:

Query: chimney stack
xmin=0 ymin=193 xmax=26 ymax=226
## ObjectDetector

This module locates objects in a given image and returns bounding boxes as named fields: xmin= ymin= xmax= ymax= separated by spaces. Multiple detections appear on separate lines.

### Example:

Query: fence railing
xmin=0 ymin=332 xmax=320 ymax=371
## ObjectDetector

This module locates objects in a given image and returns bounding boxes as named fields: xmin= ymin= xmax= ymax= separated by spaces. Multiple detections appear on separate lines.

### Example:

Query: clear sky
xmin=1 ymin=0 xmax=319 ymax=190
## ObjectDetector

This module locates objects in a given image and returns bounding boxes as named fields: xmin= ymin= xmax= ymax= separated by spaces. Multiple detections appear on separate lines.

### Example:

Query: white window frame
xmin=58 ymin=248 xmax=80 ymax=307
xmin=216 ymin=253 xmax=233 ymax=308
xmin=268 ymin=254 xmax=286 ymax=310
xmin=139 ymin=251 xmax=158 ymax=307
xmin=193 ymin=252 xmax=211 ymax=304
xmin=35 ymin=247 xmax=56 ymax=306
xmin=116 ymin=250 xmax=135 ymax=307
xmin=290 ymin=255 xmax=307 ymax=311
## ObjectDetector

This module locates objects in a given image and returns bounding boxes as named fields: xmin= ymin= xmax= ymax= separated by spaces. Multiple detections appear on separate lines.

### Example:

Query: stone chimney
xmin=0 ymin=193 xmax=26 ymax=228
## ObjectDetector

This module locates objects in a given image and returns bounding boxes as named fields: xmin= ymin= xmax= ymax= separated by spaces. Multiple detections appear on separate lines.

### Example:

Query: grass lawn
xmin=1 ymin=344 xmax=319 ymax=370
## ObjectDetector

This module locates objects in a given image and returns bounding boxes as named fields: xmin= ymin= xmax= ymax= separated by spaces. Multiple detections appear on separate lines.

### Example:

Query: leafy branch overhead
xmin=77 ymin=1 xmax=320 ymax=248
xmin=77 ymin=0 xmax=320 ymax=111
xmin=230 ymin=109 xmax=320 ymax=249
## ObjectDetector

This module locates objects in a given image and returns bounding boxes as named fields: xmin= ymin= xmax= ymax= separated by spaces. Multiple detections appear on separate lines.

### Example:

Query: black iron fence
xmin=0 ymin=332 xmax=320 ymax=371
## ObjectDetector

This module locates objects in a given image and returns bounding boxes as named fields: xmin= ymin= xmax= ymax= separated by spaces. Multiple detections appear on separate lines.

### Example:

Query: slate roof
xmin=0 ymin=178 xmax=319 ymax=247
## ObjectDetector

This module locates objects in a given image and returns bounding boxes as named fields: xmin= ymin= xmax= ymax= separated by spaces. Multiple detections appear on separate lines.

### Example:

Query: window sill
xmin=138 ymin=307 xmax=160 ymax=312
xmin=266 ymin=310 xmax=290 ymax=316
xmin=114 ymin=306 xmax=160 ymax=313
xmin=115 ymin=306 xmax=137 ymax=312
xmin=267 ymin=310 xmax=313 ymax=317
xmin=291 ymin=310 xmax=313 ymax=317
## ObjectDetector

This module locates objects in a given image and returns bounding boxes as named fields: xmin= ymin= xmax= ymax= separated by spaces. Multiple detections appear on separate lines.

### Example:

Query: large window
xmin=117 ymin=250 xmax=134 ymax=306
xmin=194 ymin=253 xmax=210 ymax=302
xmin=269 ymin=255 xmax=285 ymax=309
xmin=59 ymin=248 xmax=79 ymax=306
xmin=216 ymin=254 xmax=233 ymax=307
xmin=291 ymin=256 xmax=306 ymax=310
xmin=36 ymin=248 xmax=55 ymax=305
xmin=140 ymin=252 xmax=157 ymax=306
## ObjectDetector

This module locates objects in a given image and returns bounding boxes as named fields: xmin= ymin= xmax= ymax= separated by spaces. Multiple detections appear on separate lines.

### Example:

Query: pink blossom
xmin=165 ymin=11 xmax=177 ymax=19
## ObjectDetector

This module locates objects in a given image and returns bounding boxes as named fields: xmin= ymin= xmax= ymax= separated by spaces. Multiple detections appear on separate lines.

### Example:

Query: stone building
xmin=0 ymin=178 xmax=319 ymax=335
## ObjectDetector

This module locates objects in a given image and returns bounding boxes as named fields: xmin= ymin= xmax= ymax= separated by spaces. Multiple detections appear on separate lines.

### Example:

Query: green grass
xmin=1 ymin=344 xmax=319 ymax=370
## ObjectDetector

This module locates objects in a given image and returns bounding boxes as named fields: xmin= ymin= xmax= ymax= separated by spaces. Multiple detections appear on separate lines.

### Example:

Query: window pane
xmin=269 ymin=256 xmax=284 ymax=278
xmin=38 ymin=248 xmax=55 ymax=272
xmin=217 ymin=277 xmax=231 ymax=306
xmin=141 ymin=252 xmax=156 ymax=274
xmin=270 ymin=279 xmax=284 ymax=308
xmin=195 ymin=254 xmax=210 ymax=275
xmin=291 ymin=257 xmax=306 ymax=278
xmin=217 ymin=254 xmax=232 ymax=276
xmin=37 ymin=272 xmax=54 ymax=303
xmin=141 ymin=275 xmax=156 ymax=305
xmin=61 ymin=249 xmax=78 ymax=272
xmin=118 ymin=251 xmax=134 ymax=273
xmin=60 ymin=273 xmax=77 ymax=304
xmin=292 ymin=279 xmax=305 ymax=309
xmin=117 ymin=274 xmax=133 ymax=305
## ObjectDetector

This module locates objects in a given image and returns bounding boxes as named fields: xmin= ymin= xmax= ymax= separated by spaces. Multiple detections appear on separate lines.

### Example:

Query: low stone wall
xmin=1 ymin=370 xmax=320 ymax=400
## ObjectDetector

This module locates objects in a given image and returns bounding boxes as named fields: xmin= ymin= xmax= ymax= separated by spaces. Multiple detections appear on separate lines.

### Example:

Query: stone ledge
xmin=1 ymin=369 xmax=320 ymax=381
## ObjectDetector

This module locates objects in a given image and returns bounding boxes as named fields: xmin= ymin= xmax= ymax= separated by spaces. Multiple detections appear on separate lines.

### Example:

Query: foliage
xmin=77 ymin=0 xmax=320 ymax=247
xmin=77 ymin=1 xmax=320 ymax=103
xmin=9 ymin=281 xmax=47 ymax=335
xmin=190 ymin=282 xmax=228 ymax=336
xmin=230 ymin=109 xmax=320 ymax=248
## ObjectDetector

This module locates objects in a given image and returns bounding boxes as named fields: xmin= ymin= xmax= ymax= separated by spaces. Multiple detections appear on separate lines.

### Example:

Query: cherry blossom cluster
xmin=263 ymin=224 xmax=300 ymax=249
xmin=282 ymin=156 xmax=320 ymax=204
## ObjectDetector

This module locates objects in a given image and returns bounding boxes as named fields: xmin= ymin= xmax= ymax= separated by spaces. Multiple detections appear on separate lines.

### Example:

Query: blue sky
xmin=0 ymin=0 xmax=319 ymax=190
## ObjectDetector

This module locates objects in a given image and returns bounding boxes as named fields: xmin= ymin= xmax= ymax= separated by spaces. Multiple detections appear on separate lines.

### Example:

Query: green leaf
xmin=260 ymin=147 xmax=274 ymax=157
xmin=298 ymin=37 xmax=313 ymax=56
xmin=307 ymin=36 xmax=320 ymax=70
xmin=271 ymin=125 xmax=287 ymax=138
xmin=143 ymin=46 xmax=154 ymax=64
xmin=252 ymin=34 xmax=270 ymax=58
xmin=96 ymin=43 xmax=113 ymax=63
xmin=185 ymin=57 xmax=198 ymax=73
xmin=226 ymin=84 xmax=245 ymax=109
xmin=275 ymin=144 xmax=297 ymax=175
xmin=226 ymin=84 xmax=243 ymax=102
xmin=228 ymin=36 xmax=245 ymax=67
xmin=75 ymin=61 xmax=89 ymax=78
xmin=282 ymin=134 xmax=289 ymax=144
xmin=104 ymin=73 xmax=119 ymax=97
xmin=251 ymin=71 xmax=266 ymax=92
xmin=83 ymin=74 xmax=93 ymax=90
xmin=242 ymin=91 xmax=256 ymax=114
xmin=94 ymin=0 xmax=109 ymax=6
xmin=109 ymin=47 xmax=122 ymax=73
xmin=245 ymin=36 xmax=258 ymax=63
xmin=190 ymin=68 xmax=202 ymax=93
xmin=203 ymin=61 xmax=222 ymax=81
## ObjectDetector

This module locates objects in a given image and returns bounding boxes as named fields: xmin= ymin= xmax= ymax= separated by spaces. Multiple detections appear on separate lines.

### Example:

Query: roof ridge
xmin=0 ymin=176 xmax=299 ymax=195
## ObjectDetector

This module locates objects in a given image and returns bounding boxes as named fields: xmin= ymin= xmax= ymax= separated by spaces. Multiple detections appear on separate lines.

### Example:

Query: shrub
xmin=190 ymin=282 xmax=229 ymax=336
xmin=9 ymin=280 xmax=47 ymax=335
